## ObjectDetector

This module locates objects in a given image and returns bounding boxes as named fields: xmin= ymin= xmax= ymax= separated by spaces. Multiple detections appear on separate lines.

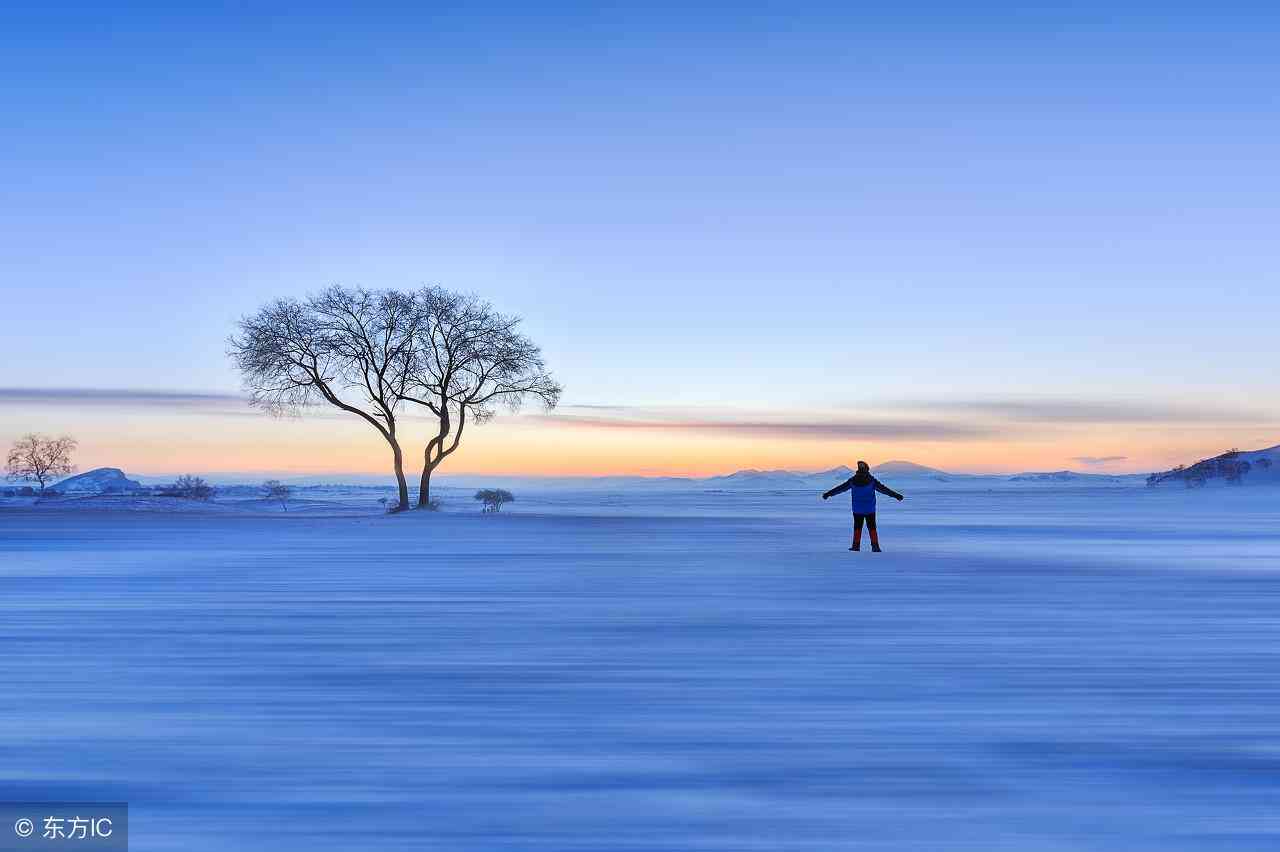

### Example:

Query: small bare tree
xmin=402 ymin=288 xmax=561 ymax=508
xmin=229 ymin=287 xmax=423 ymax=511
xmin=162 ymin=475 xmax=216 ymax=500
xmin=1226 ymin=460 xmax=1251 ymax=485
xmin=5 ymin=434 xmax=77 ymax=493
xmin=475 ymin=488 xmax=514 ymax=512
xmin=263 ymin=479 xmax=292 ymax=510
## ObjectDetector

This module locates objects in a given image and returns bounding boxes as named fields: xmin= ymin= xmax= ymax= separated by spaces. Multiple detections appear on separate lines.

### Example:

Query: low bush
xmin=474 ymin=489 xmax=514 ymax=513
xmin=160 ymin=475 xmax=216 ymax=500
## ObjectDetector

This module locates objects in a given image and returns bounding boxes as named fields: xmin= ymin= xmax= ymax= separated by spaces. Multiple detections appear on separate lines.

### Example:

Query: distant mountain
xmin=702 ymin=469 xmax=814 ymax=489
xmin=701 ymin=462 xmax=1135 ymax=488
xmin=702 ymin=463 xmax=950 ymax=490
xmin=1007 ymin=470 xmax=1125 ymax=483
xmin=1146 ymin=444 xmax=1279 ymax=488
xmin=874 ymin=460 xmax=951 ymax=477
xmin=49 ymin=467 xmax=145 ymax=494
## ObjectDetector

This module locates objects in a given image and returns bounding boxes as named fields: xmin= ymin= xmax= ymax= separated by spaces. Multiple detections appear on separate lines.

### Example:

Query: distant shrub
xmin=474 ymin=488 xmax=514 ymax=513
xmin=421 ymin=498 xmax=442 ymax=512
xmin=262 ymin=479 xmax=292 ymax=510
xmin=1225 ymin=460 xmax=1251 ymax=485
xmin=1257 ymin=457 xmax=1273 ymax=470
xmin=161 ymin=475 xmax=216 ymax=500
xmin=377 ymin=496 xmax=409 ymax=514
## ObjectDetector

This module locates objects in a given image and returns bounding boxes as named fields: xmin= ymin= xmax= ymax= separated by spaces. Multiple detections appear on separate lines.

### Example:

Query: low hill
xmin=874 ymin=460 xmax=951 ymax=477
xmin=1008 ymin=470 xmax=1127 ymax=483
xmin=49 ymin=467 xmax=145 ymax=494
xmin=810 ymin=465 xmax=855 ymax=480
xmin=703 ymin=469 xmax=808 ymax=488
xmin=702 ymin=462 xmax=955 ymax=489
xmin=1147 ymin=445 xmax=1279 ymax=488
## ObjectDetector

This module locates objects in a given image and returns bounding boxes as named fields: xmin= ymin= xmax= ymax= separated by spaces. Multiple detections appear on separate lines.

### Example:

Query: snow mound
xmin=1147 ymin=444 xmax=1280 ymax=488
xmin=875 ymin=460 xmax=950 ymax=477
xmin=1008 ymin=471 xmax=1125 ymax=483
xmin=49 ymin=467 xmax=145 ymax=495
xmin=703 ymin=469 xmax=812 ymax=488
xmin=704 ymin=466 xmax=863 ymax=490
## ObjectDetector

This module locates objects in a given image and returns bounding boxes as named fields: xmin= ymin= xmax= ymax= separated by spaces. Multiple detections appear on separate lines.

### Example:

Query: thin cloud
xmin=560 ymin=403 xmax=635 ymax=412
xmin=1071 ymin=455 xmax=1128 ymax=465
xmin=905 ymin=398 xmax=1269 ymax=424
xmin=0 ymin=387 xmax=245 ymax=408
xmin=0 ymin=387 xmax=524 ymax=425
xmin=0 ymin=387 xmax=423 ymax=422
xmin=535 ymin=413 xmax=993 ymax=441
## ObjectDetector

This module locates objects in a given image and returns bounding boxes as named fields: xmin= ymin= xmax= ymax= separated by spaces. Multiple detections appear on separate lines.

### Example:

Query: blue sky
xmin=2 ymin=2 xmax=1277 ymax=474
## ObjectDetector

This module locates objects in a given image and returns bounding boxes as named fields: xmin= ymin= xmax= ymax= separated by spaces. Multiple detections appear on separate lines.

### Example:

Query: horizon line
xmin=53 ymin=462 xmax=1160 ymax=484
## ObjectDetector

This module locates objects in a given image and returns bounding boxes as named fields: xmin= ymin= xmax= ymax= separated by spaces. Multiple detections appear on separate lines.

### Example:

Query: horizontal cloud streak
xmin=0 ymin=387 xmax=428 ymax=422
xmin=1071 ymin=455 xmax=1128 ymax=465
xmin=535 ymin=413 xmax=993 ymax=441
xmin=560 ymin=404 xmax=636 ymax=413
xmin=904 ymin=398 xmax=1270 ymax=424
xmin=0 ymin=387 xmax=245 ymax=407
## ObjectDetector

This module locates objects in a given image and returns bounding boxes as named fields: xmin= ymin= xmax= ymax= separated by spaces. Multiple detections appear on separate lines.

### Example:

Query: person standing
xmin=822 ymin=461 xmax=904 ymax=552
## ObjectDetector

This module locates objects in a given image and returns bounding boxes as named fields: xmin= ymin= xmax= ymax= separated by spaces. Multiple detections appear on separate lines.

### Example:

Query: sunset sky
xmin=3 ymin=3 xmax=1277 ymax=478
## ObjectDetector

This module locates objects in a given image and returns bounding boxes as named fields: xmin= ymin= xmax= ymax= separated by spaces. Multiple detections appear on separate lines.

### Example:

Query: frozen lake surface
xmin=3 ymin=485 xmax=1280 ymax=850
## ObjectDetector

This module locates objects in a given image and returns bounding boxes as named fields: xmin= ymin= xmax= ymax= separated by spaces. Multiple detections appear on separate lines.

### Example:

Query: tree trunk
xmin=391 ymin=443 xmax=410 ymax=510
xmin=417 ymin=408 xmax=449 ymax=509
xmin=417 ymin=464 xmax=435 ymax=508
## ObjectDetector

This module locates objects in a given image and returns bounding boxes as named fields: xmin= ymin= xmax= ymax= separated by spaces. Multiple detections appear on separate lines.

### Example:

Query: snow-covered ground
xmin=3 ymin=483 xmax=1280 ymax=850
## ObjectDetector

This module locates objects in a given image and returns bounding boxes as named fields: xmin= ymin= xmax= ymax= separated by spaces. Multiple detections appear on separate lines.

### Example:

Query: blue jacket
xmin=824 ymin=473 xmax=903 ymax=514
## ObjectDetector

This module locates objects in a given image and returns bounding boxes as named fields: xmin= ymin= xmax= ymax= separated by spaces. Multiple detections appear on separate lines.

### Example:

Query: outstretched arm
xmin=873 ymin=477 xmax=905 ymax=501
xmin=823 ymin=477 xmax=854 ymax=500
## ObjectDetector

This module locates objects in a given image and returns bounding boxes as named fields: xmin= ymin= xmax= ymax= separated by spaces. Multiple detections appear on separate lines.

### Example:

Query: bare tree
xmin=401 ymin=287 xmax=561 ymax=508
xmin=475 ymin=488 xmax=514 ymax=512
xmin=161 ymin=474 xmax=216 ymax=500
xmin=1226 ymin=460 xmax=1251 ymax=485
xmin=263 ymin=479 xmax=292 ymax=510
xmin=5 ymin=434 xmax=77 ymax=493
xmin=229 ymin=287 xmax=422 ymax=510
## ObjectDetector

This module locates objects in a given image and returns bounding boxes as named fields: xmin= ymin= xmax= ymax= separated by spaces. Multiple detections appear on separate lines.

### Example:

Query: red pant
xmin=853 ymin=512 xmax=878 ymax=549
